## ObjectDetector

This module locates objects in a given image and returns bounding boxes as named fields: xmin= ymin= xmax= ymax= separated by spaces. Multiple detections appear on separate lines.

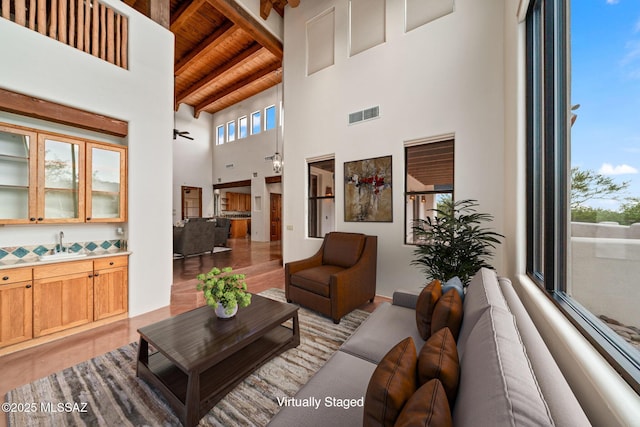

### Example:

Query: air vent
xmin=348 ymin=106 xmax=380 ymax=125
xmin=225 ymin=163 xmax=235 ymax=169
xmin=264 ymin=155 xmax=275 ymax=162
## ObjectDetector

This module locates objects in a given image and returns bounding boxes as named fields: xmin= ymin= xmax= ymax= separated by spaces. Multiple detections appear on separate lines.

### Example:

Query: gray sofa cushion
xmin=499 ymin=278 xmax=591 ymax=427
xmin=340 ymin=302 xmax=425 ymax=364
xmin=456 ymin=268 xmax=509 ymax=358
xmin=453 ymin=307 xmax=554 ymax=427
xmin=267 ymin=350 xmax=376 ymax=427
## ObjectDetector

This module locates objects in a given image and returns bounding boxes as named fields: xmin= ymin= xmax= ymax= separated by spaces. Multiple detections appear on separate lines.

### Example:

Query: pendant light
xmin=272 ymin=81 xmax=283 ymax=173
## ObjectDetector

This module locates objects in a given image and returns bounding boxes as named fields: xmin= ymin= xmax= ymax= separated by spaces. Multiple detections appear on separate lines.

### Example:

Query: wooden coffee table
xmin=136 ymin=294 xmax=300 ymax=427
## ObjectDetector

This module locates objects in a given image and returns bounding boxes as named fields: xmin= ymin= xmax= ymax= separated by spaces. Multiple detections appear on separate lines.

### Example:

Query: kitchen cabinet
xmin=93 ymin=256 xmax=128 ymax=320
xmin=0 ymin=122 xmax=127 ymax=224
xmin=223 ymin=192 xmax=251 ymax=212
xmin=33 ymin=260 xmax=94 ymax=337
xmin=230 ymin=218 xmax=249 ymax=238
xmin=0 ymin=268 xmax=33 ymax=348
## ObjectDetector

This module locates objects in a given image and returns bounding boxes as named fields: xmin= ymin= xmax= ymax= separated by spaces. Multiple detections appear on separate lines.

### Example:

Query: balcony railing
xmin=1 ymin=0 xmax=128 ymax=69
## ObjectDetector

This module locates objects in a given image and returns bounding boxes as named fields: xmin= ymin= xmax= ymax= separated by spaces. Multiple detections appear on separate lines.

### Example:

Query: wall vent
xmin=225 ymin=163 xmax=235 ymax=169
xmin=349 ymin=106 xmax=380 ymax=125
xmin=264 ymin=155 xmax=275 ymax=162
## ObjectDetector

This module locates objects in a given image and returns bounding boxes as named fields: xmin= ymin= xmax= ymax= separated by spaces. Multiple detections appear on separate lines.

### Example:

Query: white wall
xmin=0 ymin=0 xmax=174 ymax=317
xmin=283 ymin=0 xmax=506 ymax=297
xmin=212 ymin=84 xmax=283 ymax=241
xmin=173 ymin=104 xmax=214 ymax=223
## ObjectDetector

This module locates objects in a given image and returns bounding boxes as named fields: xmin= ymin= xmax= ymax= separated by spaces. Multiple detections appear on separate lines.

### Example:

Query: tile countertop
xmin=0 ymin=250 xmax=132 ymax=270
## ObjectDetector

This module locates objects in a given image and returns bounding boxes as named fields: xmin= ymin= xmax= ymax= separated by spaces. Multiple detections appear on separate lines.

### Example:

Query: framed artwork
xmin=344 ymin=155 xmax=392 ymax=222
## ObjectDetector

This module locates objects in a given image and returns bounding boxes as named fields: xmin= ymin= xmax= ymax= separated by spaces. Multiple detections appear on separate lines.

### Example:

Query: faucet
xmin=58 ymin=231 xmax=65 ymax=253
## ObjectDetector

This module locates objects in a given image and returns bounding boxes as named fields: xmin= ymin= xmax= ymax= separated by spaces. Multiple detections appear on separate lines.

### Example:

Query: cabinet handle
xmin=37 ymin=217 xmax=43 ymax=221
xmin=88 ymin=274 xmax=93 ymax=278
xmin=109 ymin=262 xmax=114 ymax=266
xmin=30 ymin=217 xmax=36 ymax=222
xmin=87 ymin=217 xmax=92 ymax=221
xmin=94 ymin=272 xmax=100 ymax=277
xmin=26 ymin=284 xmax=32 ymax=289
xmin=2 ymin=276 xmax=9 ymax=281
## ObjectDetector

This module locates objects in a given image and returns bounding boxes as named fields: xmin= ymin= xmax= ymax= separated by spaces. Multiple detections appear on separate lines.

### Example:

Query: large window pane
xmin=569 ymin=0 xmax=640 ymax=355
xmin=308 ymin=159 xmax=335 ymax=238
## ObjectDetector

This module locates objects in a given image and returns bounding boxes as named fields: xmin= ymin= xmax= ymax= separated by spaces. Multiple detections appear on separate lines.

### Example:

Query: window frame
xmin=216 ymin=125 xmax=225 ymax=145
xmin=227 ymin=120 xmax=236 ymax=142
xmin=265 ymin=105 xmax=276 ymax=131
xmin=251 ymin=111 xmax=261 ymax=135
xmin=238 ymin=116 xmax=248 ymax=139
xmin=526 ymin=0 xmax=640 ymax=392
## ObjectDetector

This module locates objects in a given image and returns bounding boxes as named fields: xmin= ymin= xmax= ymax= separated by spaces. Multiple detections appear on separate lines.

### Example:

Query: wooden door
xmin=33 ymin=261 xmax=94 ymax=337
xmin=0 ymin=269 xmax=33 ymax=348
xmin=93 ymin=266 xmax=128 ymax=320
xmin=270 ymin=193 xmax=282 ymax=241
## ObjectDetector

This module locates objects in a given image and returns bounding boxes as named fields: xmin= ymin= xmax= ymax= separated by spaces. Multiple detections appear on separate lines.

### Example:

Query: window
xmin=527 ymin=0 xmax=640 ymax=391
xmin=238 ymin=116 xmax=248 ymax=139
xmin=308 ymin=158 xmax=335 ymax=238
xmin=216 ymin=125 xmax=224 ymax=145
xmin=251 ymin=111 xmax=261 ymax=135
xmin=404 ymin=139 xmax=454 ymax=244
xmin=227 ymin=120 xmax=236 ymax=142
xmin=265 ymin=105 xmax=276 ymax=131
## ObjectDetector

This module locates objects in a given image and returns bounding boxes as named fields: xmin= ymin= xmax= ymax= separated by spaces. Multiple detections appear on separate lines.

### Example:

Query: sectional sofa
xmin=268 ymin=268 xmax=591 ymax=426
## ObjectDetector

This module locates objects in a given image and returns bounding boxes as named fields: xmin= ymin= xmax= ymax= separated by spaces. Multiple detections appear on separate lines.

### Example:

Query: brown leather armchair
xmin=285 ymin=232 xmax=377 ymax=324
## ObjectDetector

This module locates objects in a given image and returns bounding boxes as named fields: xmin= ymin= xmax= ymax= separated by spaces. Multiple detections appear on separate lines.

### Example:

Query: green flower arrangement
xmin=196 ymin=267 xmax=252 ymax=315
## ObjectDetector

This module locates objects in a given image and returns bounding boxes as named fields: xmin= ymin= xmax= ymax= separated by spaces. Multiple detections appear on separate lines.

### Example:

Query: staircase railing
xmin=1 ymin=0 xmax=128 ymax=69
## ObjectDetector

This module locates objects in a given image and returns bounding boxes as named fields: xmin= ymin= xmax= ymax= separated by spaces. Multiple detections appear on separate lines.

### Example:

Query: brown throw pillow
xmin=394 ymin=379 xmax=453 ymax=427
xmin=416 ymin=280 xmax=442 ymax=340
xmin=417 ymin=327 xmax=460 ymax=405
xmin=431 ymin=289 xmax=463 ymax=340
xmin=363 ymin=337 xmax=418 ymax=427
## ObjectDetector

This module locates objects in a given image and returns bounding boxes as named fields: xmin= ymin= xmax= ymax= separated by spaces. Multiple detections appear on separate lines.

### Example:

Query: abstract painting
xmin=344 ymin=155 xmax=392 ymax=222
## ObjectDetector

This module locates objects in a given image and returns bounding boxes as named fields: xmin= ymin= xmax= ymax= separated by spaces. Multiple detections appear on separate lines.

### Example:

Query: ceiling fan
xmin=173 ymin=128 xmax=194 ymax=140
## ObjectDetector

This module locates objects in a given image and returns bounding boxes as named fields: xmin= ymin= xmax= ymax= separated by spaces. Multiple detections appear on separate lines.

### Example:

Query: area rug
xmin=5 ymin=289 xmax=369 ymax=426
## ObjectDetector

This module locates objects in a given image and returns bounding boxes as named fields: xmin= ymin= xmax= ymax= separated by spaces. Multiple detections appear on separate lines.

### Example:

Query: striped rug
xmin=6 ymin=289 xmax=369 ymax=426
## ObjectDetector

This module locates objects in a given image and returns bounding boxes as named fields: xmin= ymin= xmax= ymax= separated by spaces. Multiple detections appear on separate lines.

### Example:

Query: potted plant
xmin=411 ymin=198 xmax=503 ymax=286
xmin=196 ymin=267 xmax=252 ymax=318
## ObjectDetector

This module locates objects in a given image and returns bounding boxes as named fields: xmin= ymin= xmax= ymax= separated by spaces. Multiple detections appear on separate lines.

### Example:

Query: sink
xmin=38 ymin=252 xmax=88 ymax=261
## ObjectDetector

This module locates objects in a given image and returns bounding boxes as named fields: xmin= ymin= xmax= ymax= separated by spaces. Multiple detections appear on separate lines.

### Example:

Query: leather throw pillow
xmin=394 ymin=379 xmax=453 ymax=427
xmin=417 ymin=327 xmax=460 ymax=405
xmin=431 ymin=288 xmax=463 ymax=341
xmin=416 ymin=280 xmax=442 ymax=340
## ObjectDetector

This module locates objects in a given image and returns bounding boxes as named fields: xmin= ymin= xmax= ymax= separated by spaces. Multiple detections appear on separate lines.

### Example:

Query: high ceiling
xmin=124 ymin=0 xmax=299 ymax=117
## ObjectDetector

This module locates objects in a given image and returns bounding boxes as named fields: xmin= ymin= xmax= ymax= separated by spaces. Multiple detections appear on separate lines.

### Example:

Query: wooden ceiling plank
xmin=205 ymin=0 xmax=283 ymax=58
xmin=170 ymin=0 xmax=205 ymax=31
xmin=177 ymin=43 xmax=264 ymax=104
xmin=175 ymin=21 xmax=238 ymax=76
xmin=194 ymin=61 xmax=281 ymax=116
xmin=288 ymin=0 xmax=300 ymax=7
xmin=260 ymin=0 xmax=273 ymax=19
xmin=0 ymin=88 xmax=128 ymax=137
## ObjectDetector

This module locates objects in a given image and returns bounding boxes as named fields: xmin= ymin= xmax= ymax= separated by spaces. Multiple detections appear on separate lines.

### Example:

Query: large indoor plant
xmin=411 ymin=198 xmax=503 ymax=285
xmin=196 ymin=267 xmax=252 ymax=318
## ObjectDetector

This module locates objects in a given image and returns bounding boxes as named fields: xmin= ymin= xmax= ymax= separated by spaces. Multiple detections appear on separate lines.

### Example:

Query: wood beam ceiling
xmin=174 ymin=21 xmax=238 ymax=75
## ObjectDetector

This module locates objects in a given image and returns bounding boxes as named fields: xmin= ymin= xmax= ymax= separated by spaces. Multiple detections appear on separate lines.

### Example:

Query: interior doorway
xmin=181 ymin=186 xmax=202 ymax=219
xmin=270 ymin=193 xmax=282 ymax=241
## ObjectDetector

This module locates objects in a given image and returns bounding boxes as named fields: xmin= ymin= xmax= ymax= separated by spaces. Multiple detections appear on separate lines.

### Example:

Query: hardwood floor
xmin=0 ymin=237 xmax=387 ymax=426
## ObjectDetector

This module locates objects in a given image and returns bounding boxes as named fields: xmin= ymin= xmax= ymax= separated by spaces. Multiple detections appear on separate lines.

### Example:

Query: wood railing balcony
xmin=1 ymin=0 xmax=128 ymax=69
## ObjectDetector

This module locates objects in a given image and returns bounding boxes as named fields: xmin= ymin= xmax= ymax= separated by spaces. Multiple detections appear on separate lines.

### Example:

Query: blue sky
xmin=571 ymin=0 xmax=640 ymax=209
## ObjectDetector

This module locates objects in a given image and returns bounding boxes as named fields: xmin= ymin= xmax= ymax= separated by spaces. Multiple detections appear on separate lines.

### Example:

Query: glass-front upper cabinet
xmin=0 ymin=124 xmax=37 ymax=223
xmin=86 ymin=143 xmax=126 ymax=222
xmin=37 ymin=133 xmax=85 ymax=223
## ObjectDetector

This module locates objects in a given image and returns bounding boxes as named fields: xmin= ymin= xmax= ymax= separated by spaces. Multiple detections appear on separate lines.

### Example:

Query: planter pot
xmin=214 ymin=303 xmax=238 ymax=319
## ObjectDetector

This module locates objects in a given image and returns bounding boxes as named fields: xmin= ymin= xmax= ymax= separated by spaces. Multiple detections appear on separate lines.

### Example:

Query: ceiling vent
xmin=349 ymin=106 xmax=380 ymax=125
xmin=225 ymin=163 xmax=235 ymax=169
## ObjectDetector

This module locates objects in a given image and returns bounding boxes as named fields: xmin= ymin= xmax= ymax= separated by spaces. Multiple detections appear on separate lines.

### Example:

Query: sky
xmin=571 ymin=0 xmax=640 ymax=209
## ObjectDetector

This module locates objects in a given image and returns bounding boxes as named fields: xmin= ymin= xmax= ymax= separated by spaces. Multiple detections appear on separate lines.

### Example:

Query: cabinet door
xmin=0 ymin=279 xmax=33 ymax=348
xmin=86 ymin=143 xmax=126 ymax=222
xmin=37 ymin=134 xmax=85 ymax=223
xmin=93 ymin=261 xmax=128 ymax=321
xmin=33 ymin=271 xmax=93 ymax=337
xmin=0 ymin=124 xmax=37 ymax=224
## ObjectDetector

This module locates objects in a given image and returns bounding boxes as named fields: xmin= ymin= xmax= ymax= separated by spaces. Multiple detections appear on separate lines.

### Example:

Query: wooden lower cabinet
xmin=33 ymin=261 xmax=94 ymax=338
xmin=93 ymin=257 xmax=128 ymax=321
xmin=0 ymin=268 xmax=33 ymax=348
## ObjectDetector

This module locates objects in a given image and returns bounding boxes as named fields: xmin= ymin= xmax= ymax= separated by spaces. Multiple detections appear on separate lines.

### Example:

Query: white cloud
xmin=607 ymin=0 xmax=620 ymax=4
xmin=598 ymin=163 xmax=639 ymax=175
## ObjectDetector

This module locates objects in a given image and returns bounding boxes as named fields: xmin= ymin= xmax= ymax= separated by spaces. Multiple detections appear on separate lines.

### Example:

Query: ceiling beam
xmin=260 ymin=0 xmax=273 ymax=19
xmin=0 ymin=88 xmax=128 ymax=137
xmin=176 ymin=43 xmax=264 ymax=105
xmin=170 ymin=0 xmax=205 ymax=31
xmin=194 ymin=61 xmax=281 ymax=116
xmin=174 ymin=22 xmax=238 ymax=76
xmin=205 ymin=0 xmax=283 ymax=58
